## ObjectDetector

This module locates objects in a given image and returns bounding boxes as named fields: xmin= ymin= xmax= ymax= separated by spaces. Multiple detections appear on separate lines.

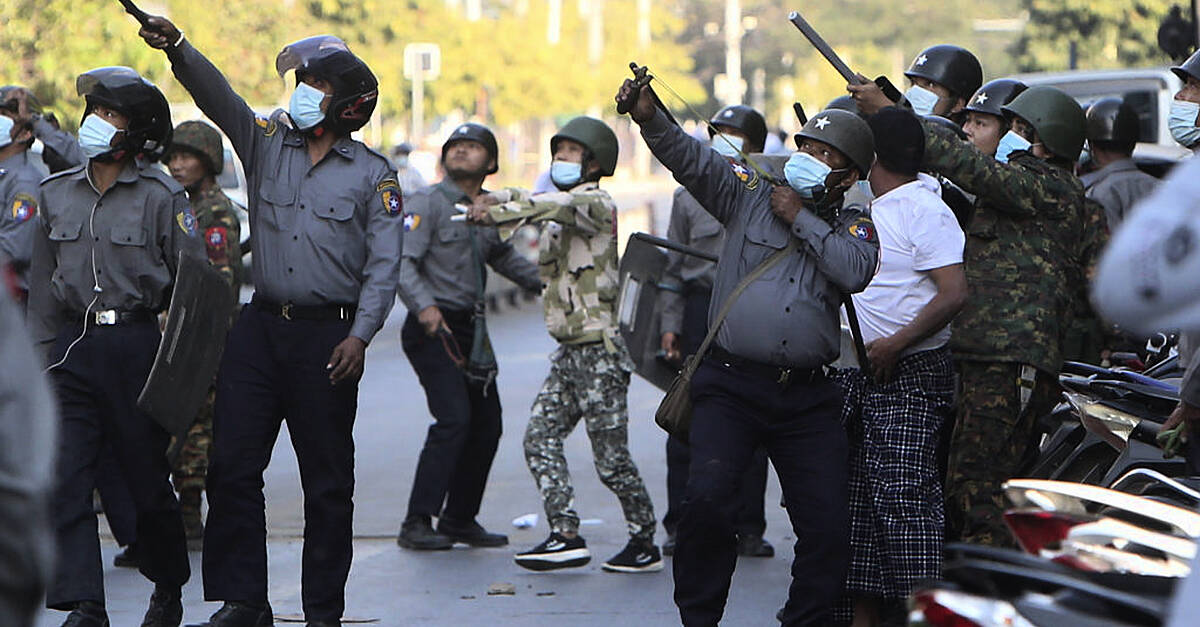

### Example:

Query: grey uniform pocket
xmin=48 ymin=221 xmax=82 ymax=242
xmin=742 ymin=221 xmax=789 ymax=281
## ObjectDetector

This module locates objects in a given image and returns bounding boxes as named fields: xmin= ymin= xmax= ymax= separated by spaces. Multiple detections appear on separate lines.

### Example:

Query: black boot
xmin=736 ymin=534 xmax=775 ymax=558
xmin=114 ymin=543 xmax=140 ymax=568
xmin=185 ymin=601 xmax=273 ymax=627
xmin=397 ymin=515 xmax=453 ymax=550
xmin=141 ymin=585 xmax=183 ymax=627
xmin=62 ymin=601 xmax=109 ymax=627
xmin=437 ymin=517 xmax=508 ymax=547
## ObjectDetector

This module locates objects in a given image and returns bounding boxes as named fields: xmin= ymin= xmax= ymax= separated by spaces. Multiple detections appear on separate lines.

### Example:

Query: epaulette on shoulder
xmin=39 ymin=163 xmax=85 ymax=187
xmin=138 ymin=166 xmax=186 ymax=194
xmin=360 ymin=143 xmax=393 ymax=169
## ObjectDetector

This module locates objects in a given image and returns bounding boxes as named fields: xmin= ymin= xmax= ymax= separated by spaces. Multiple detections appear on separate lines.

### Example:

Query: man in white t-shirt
xmin=833 ymin=107 xmax=967 ymax=626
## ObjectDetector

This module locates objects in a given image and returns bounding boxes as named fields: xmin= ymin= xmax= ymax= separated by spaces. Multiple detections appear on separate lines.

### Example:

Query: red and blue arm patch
xmin=11 ymin=193 xmax=36 ymax=223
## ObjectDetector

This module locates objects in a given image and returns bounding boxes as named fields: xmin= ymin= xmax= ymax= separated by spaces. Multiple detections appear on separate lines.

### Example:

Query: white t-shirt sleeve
xmin=910 ymin=198 xmax=965 ymax=272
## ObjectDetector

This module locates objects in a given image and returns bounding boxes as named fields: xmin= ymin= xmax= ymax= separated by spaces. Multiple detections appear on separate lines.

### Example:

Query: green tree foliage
xmin=1011 ymin=0 xmax=1175 ymax=71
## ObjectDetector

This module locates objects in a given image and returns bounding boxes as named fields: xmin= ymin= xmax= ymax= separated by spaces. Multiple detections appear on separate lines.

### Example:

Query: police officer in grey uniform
xmin=28 ymin=66 xmax=201 ymax=627
xmin=660 ymin=105 xmax=773 ymax=560
xmin=0 ymin=86 xmax=51 ymax=302
xmin=397 ymin=123 xmax=541 ymax=550
xmin=139 ymin=16 xmax=403 ymax=627
xmin=1080 ymin=97 xmax=1158 ymax=228
xmin=619 ymin=80 xmax=878 ymax=625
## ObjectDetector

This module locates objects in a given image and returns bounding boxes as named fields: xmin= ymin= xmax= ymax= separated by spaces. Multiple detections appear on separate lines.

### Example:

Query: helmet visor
xmin=275 ymin=35 xmax=352 ymax=79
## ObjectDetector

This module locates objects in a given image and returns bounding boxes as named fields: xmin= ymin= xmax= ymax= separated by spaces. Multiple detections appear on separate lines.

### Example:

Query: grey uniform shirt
xmin=660 ymin=187 xmax=723 ymax=336
xmin=27 ymin=161 xmax=204 ymax=348
xmin=398 ymin=179 xmax=541 ymax=313
xmin=0 ymin=151 xmax=44 ymax=286
xmin=639 ymin=109 xmax=878 ymax=368
xmin=1080 ymin=158 xmax=1158 ymax=228
xmin=166 ymin=39 xmax=403 ymax=343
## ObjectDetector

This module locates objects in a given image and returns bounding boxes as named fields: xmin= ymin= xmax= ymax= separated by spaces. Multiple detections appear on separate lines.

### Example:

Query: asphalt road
xmin=36 ymin=298 xmax=795 ymax=626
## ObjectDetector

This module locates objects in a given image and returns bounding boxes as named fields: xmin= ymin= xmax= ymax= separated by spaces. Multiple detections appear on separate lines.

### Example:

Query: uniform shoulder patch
xmin=727 ymin=158 xmax=760 ymax=190
xmin=376 ymin=177 xmax=401 ymax=193
xmin=381 ymin=187 xmax=403 ymax=217
xmin=847 ymin=217 xmax=876 ymax=242
xmin=254 ymin=115 xmax=278 ymax=137
xmin=177 ymin=206 xmax=198 ymax=236
xmin=11 ymin=193 xmax=37 ymax=223
xmin=403 ymin=213 xmax=421 ymax=232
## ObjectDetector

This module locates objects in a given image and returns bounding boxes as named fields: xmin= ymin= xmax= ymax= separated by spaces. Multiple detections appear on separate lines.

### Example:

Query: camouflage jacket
xmin=488 ymin=183 xmax=620 ymax=346
xmin=191 ymin=184 xmax=242 ymax=296
xmin=922 ymin=121 xmax=1088 ymax=374
xmin=1070 ymin=198 xmax=1110 ymax=318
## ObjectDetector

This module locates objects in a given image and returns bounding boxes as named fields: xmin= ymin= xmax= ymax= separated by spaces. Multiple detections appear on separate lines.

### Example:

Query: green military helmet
xmin=167 ymin=120 xmax=224 ymax=176
xmin=0 ymin=85 xmax=43 ymax=117
xmin=1002 ymin=85 xmax=1086 ymax=161
xmin=551 ymin=116 xmax=618 ymax=177
xmin=794 ymin=109 xmax=875 ymax=176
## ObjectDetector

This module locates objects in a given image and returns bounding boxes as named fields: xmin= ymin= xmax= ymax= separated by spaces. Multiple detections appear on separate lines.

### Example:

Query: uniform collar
xmin=0 ymin=149 xmax=31 ymax=170
xmin=435 ymin=177 xmax=489 ymax=204
xmin=79 ymin=159 xmax=140 ymax=186
xmin=283 ymin=132 xmax=359 ymax=161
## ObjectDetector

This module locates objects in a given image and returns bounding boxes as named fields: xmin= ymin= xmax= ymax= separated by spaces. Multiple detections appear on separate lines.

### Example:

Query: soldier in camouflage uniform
xmin=468 ymin=116 xmax=660 ymax=574
xmin=917 ymin=86 xmax=1096 ymax=545
xmin=163 ymin=119 xmax=242 ymax=549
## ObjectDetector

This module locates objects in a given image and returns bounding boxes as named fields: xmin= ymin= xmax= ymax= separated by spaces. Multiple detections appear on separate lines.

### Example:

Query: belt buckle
xmin=280 ymin=303 xmax=293 ymax=320
xmin=94 ymin=310 xmax=117 ymax=325
xmin=777 ymin=368 xmax=792 ymax=385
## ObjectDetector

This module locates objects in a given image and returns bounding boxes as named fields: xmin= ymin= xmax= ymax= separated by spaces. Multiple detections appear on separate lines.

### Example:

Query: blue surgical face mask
xmin=78 ymin=114 xmax=120 ymax=159
xmin=550 ymin=159 xmax=582 ymax=188
xmin=855 ymin=179 xmax=875 ymax=201
xmin=995 ymin=129 xmax=1032 ymax=163
xmin=395 ymin=155 xmax=409 ymax=168
xmin=711 ymin=133 xmax=744 ymax=159
xmin=783 ymin=152 xmax=833 ymax=199
xmin=0 ymin=116 xmax=14 ymax=148
xmin=905 ymin=85 xmax=941 ymax=116
xmin=289 ymin=82 xmax=327 ymax=130
xmin=1169 ymin=100 xmax=1200 ymax=148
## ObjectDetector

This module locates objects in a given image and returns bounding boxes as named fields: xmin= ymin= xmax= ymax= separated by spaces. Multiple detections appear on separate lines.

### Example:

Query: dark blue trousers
xmin=46 ymin=321 xmax=190 ymax=609
xmin=664 ymin=286 xmax=768 ymax=537
xmin=202 ymin=303 xmax=358 ymax=622
xmin=401 ymin=310 xmax=502 ymax=522
xmin=673 ymin=359 xmax=849 ymax=627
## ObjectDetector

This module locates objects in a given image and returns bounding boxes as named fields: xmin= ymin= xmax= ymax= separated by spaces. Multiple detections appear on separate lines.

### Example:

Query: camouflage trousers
xmin=524 ymin=340 xmax=656 ymax=542
xmin=944 ymin=360 xmax=1060 ymax=546
xmin=171 ymin=387 xmax=214 ymax=493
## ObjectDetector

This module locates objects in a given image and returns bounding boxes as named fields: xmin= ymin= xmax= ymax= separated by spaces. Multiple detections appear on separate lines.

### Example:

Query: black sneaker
xmin=601 ymin=540 xmax=663 ymax=573
xmin=397 ymin=515 xmax=453 ymax=550
xmin=514 ymin=532 xmax=591 ymax=571
xmin=736 ymin=534 xmax=775 ymax=558
xmin=114 ymin=544 xmax=140 ymax=568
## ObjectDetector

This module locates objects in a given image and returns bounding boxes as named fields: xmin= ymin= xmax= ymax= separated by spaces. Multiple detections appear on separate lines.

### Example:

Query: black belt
xmin=706 ymin=346 xmax=822 ymax=386
xmin=252 ymin=296 xmax=356 ymax=321
xmin=67 ymin=307 xmax=156 ymax=326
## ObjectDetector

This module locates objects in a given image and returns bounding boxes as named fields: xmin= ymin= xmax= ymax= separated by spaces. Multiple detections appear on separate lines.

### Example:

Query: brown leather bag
xmin=654 ymin=241 xmax=796 ymax=442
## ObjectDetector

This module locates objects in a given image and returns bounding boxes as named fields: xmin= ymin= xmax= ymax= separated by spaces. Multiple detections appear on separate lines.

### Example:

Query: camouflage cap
xmin=167 ymin=120 xmax=224 ymax=176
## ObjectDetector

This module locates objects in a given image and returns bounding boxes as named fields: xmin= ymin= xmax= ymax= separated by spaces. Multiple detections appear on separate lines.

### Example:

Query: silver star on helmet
xmin=916 ymin=54 xmax=928 ymax=66
xmin=814 ymin=116 xmax=831 ymax=130
xmin=975 ymin=92 xmax=989 ymax=104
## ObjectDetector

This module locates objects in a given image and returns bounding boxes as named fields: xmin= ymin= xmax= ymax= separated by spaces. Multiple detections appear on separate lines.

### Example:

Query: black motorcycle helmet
xmin=707 ymin=104 xmax=768 ymax=153
xmin=1085 ymin=97 xmax=1140 ymax=154
xmin=963 ymin=78 xmax=1028 ymax=120
xmin=441 ymin=122 xmax=499 ymax=175
xmin=76 ymin=67 xmax=172 ymax=163
xmin=905 ymin=44 xmax=984 ymax=104
xmin=276 ymin=35 xmax=378 ymax=137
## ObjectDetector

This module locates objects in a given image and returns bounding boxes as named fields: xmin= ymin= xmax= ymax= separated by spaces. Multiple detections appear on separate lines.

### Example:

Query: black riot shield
xmin=618 ymin=233 xmax=718 ymax=391
xmin=138 ymin=252 xmax=236 ymax=439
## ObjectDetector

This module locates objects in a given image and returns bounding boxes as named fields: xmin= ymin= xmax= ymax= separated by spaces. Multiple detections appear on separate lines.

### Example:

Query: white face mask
xmin=1169 ymin=100 xmax=1200 ymax=147
xmin=77 ymin=114 xmax=120 ymax=159
xmin=0 ymin=116 xmax=14 ymax=149
xmin=905 ymin=85 xmax=941 ymax=116
xmin=711 ymin=133 xmax=744 ymax=158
